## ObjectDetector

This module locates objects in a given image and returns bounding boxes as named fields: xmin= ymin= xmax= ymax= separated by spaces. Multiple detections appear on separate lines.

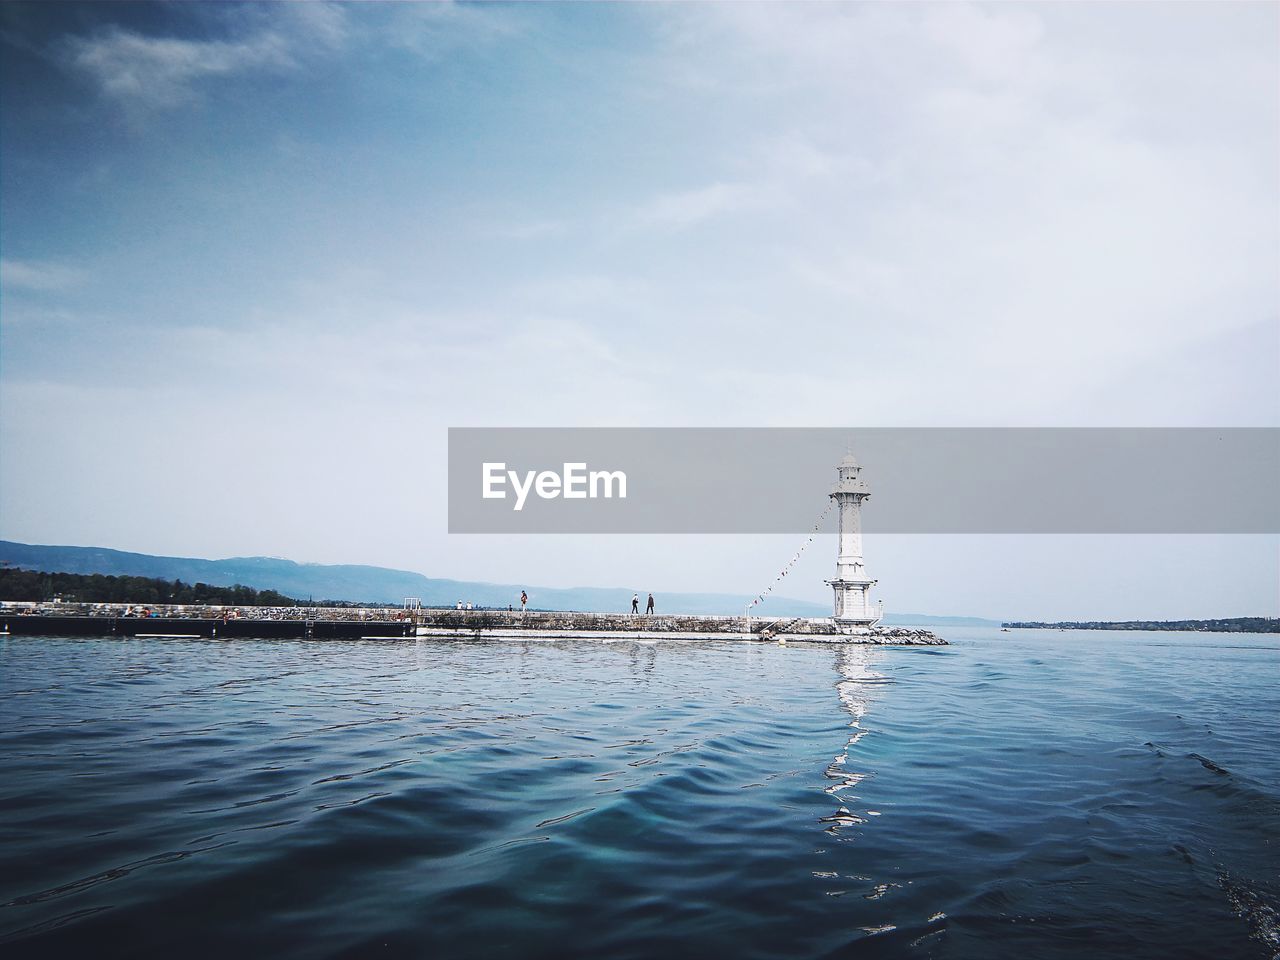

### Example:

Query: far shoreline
xmin=1004 ymin=617 xmax=1278 ymax=634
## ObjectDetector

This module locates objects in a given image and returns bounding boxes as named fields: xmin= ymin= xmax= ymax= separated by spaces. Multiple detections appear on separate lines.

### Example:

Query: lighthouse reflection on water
xmin=822 ymin=644 xmax=887 ymax=831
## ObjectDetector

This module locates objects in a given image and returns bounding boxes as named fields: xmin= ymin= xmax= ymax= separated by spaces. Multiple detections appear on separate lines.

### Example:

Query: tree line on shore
xmin=0 ymin=568 xmax=301 ymax=607
xmin=1003 ymin=618 xmax=1278 ymax=633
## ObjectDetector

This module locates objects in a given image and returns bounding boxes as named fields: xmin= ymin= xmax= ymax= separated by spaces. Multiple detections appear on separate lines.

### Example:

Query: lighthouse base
xmin=833 ymin=620 xmax=878 ymax=636
xmin=827 ymin=578 xmax=881 ymax=632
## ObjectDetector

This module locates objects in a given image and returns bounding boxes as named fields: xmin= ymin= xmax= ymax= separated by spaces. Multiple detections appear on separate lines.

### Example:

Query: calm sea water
xmin=1 ymin=629 xmax=1276 ymax=959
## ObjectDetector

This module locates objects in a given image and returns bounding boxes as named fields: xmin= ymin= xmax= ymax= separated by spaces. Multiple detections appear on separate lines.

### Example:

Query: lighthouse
xmin=827 ymin=453 xmax=881 ymax=633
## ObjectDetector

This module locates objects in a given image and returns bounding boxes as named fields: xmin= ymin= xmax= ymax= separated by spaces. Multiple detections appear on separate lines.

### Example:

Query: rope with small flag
xmin=746 ymin=499 xmax=833 ymax=613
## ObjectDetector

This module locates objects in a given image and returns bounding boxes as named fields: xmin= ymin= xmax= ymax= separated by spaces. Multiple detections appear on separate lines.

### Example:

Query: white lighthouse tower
xmin=827 ymin=453 xmax=881 ymax=633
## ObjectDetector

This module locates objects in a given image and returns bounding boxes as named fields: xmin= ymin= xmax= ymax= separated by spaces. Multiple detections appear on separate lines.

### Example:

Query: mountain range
xmin=0 ymin=540 xmax=1000 ymax=625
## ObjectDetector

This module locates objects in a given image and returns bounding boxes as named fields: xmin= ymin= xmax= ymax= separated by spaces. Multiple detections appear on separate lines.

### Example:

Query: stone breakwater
xmin=0 ymin=603 xmax=946 ymax=643
xmin=415 ymin=610 xmax=947 ymax=644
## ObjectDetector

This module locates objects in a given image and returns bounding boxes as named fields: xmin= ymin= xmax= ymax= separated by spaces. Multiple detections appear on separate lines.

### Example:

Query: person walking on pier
xmin=520 ymin=590 xmax=528 ymax=613
xmin=646 ymin=593 xmax=655 ymax=615
xmin=631 ymin=593 xmax=639 ymax=614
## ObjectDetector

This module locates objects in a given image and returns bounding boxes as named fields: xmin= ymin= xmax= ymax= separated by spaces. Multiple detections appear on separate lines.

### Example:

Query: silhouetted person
xmin=646 ymin=593 xmax=655 ymax=615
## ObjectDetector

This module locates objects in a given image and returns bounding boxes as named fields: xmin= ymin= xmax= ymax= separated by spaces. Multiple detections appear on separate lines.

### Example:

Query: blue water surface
xmin=0 ymin=629 xmax=1276 ymax=958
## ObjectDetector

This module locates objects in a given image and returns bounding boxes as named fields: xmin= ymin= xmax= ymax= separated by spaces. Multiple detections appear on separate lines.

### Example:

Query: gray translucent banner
xmin=448 ymin=428 xmax=1280 ymax=534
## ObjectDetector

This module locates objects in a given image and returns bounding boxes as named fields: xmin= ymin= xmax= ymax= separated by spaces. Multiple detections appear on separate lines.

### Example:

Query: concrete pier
xmin=0 ymin=613 xmax=414 ymax=640
xmin=413 ymin=609 xmax=944 ymax=643
xmin=0 ymin=603 xmax=945 ymax=644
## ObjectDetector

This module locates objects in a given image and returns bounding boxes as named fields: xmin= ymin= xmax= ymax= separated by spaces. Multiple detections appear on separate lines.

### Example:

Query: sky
xmin=1 ymin=1 xmax=1277 ymax=620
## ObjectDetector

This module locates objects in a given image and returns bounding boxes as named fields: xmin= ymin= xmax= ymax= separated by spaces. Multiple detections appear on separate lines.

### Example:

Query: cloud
xmin=58 ymin=5 xmax=348 ymax=110
xmin=63 ymin=29 xmax=287 ymax=108
xmin=385 ymin=1 xmax=526 ymax=57
xmin=52 ymin=3 xmax=524 ymax=113
xmin=637 ymin=2 xmax=1278 ymax=412
xmin=0 ymin=258 xmax=85 ymax=292
xmin=484 ymin=219 xmax=570 ymax=241
xmin=637 ymin=181 xmax=768 ymax=229
xmin=631 ymin=134 xmax=842 ymax=232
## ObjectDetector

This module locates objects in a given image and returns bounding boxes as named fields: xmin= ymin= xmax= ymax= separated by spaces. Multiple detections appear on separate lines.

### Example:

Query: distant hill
xmin=0 ymin=568 xmax=297 ymax=606
xmin=0 ymin=540 xmax=824 ymax=616
xmin=0 ymin=540 xmax=998 ymax=624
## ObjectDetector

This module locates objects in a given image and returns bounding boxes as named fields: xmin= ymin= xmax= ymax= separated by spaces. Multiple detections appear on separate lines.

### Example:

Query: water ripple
xmin=0 ymin=631 xmax=1275 ymax=959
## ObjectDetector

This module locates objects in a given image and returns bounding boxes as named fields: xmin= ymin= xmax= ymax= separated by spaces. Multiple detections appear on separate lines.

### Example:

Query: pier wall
xmin=413 ymin=609 xmax=940 ymax=641
xmin=0 ymin=604 xmax=945 ymax=644
xmin=0 ymin=614 xmax=413 ymax=640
